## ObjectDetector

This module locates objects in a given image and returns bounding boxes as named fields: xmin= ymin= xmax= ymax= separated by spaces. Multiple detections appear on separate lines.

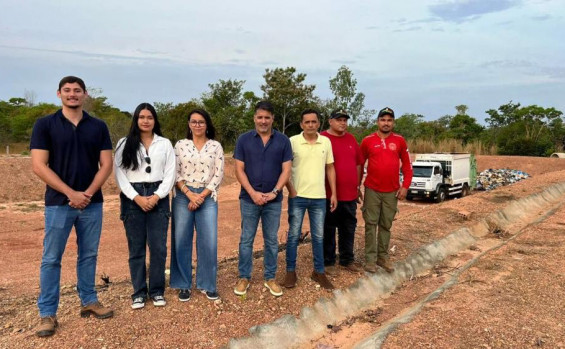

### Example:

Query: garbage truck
xmin=406 ymin=153 xmax=477 ymax=203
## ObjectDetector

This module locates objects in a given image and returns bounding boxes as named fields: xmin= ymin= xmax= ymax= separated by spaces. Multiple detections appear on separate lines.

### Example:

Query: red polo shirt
xmin=360 ymin=132 xmax=413 ymax=193
xmin=322 ymin=131 xmax=363 ymax=201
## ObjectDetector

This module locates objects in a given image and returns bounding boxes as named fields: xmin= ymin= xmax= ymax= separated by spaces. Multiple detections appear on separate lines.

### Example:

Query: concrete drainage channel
xmin=226 ymin=182 xmax=565 ymax=349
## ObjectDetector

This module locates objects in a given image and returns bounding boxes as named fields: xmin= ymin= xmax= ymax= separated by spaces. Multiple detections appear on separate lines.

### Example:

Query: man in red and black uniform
xmin=321 ymin=109 xmax=364 ymax=275
xmin=360 ymin=107 xmax=412 ymax=273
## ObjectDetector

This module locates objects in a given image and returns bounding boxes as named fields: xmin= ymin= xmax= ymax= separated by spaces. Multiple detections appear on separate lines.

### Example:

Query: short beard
xmin=67 ymin=104 xmax=80 ymax=109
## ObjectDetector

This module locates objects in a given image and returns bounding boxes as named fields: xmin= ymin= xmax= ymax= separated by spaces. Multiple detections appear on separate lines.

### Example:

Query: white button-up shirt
xmin=114 ymin=134 xmax=176 ymax=200
xmin=174 ymin=139 xmax=224 ymax=201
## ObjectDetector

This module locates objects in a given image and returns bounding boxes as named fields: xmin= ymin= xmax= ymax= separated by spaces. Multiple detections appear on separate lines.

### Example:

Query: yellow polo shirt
xmin=289 ymin=132 xmax=334 ymax=199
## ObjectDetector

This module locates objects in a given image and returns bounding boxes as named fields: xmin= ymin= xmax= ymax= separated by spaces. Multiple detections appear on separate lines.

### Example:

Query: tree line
xmin=1 ymin=66 xmax=563 ymax=156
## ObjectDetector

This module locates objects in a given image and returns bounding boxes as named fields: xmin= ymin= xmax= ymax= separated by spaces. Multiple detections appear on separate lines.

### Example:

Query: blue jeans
xmin=120 ymin=182 xmax=169 ymax=300
xmin=238 ymin=199 xmax=282 ymax=280
xmin=286 ymin=197 xmax=326 ymax=273
xmin=170 ymin=187 xmax=218 ymax=293
xmin=38 ymin=203 xmax=103 ymax=317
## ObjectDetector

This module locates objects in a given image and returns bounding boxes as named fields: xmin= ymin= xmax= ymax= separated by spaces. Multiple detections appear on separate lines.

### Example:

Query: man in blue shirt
xmin=233 ymin=101 xmax=292 ymax=297
xmin=30 ymin=76 xmax=114 ymax=337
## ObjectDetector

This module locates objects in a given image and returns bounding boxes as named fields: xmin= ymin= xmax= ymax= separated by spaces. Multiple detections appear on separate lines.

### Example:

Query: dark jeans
xmin=120 ymin=182 xmax=170 ymax=300
xmin=323 ymin=200 xmax=357 ymax=266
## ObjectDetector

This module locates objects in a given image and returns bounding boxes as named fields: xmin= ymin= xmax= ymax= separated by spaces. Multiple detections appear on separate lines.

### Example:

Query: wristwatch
xmin=272 ymin=188 xmax=280 ymax=195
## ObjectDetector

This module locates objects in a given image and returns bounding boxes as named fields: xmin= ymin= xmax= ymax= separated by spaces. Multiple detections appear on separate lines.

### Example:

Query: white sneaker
xmin=152 ymin=295 xmax=166 ymax=307
xmin=131 ymin=297 xmax=145 ymax=310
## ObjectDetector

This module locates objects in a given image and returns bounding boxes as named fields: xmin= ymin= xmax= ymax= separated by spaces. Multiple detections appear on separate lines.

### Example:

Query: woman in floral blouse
xmin=170 ymin=109 xmax=224 ymax=301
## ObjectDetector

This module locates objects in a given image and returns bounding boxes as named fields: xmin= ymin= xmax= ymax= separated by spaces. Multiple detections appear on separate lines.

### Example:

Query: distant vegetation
xmin=1 ymin=66 xmax=563 ymax=156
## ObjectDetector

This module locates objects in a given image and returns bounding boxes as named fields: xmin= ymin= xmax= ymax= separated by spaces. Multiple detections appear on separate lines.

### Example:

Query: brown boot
xmin=342 ymin=262 xmax=362 ymax=273
xmin=80 ymin=302 xmax=114 ymax=319
xmin=364 ymin=263 xmax=378 ymax=273
xmin=377 ymin=258 xmax=395 ymax=273
xmin=36 ymin=316 xmax=58 ymax=337
xmin=324 ymin=265 xmax=338 ymax=276
xmin=283 ymin=271 xmax=297 ymax=288
xmin=234 ymin=278 xmax=250 ymax=296
xmin=264 ymin=279 xmax=283 ymax=297
xmin=311 ymin=271 xmax=334 ymax=290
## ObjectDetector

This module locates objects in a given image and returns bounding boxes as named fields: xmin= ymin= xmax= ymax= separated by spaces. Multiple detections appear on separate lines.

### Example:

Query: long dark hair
xmin=119 ymin=103 xmax=162 ymax=170
xmin=186 ymin=108 xmax=216 ymax=140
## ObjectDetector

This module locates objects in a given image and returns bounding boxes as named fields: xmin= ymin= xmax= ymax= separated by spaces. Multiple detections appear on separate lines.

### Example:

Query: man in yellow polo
xmin=284 ymin=109 xmax=337 ymax=290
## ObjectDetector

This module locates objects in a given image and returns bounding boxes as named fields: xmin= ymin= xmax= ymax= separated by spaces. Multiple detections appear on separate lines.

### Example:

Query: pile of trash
xmin=476 ymin=169 xmax=530 ymax=191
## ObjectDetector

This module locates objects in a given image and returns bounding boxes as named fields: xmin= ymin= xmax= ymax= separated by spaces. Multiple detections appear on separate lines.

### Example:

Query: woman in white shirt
xmin=114 ymin=103 xmax=175 ymax=310
xmin=170 ymin=108 xmax=224 ymax=301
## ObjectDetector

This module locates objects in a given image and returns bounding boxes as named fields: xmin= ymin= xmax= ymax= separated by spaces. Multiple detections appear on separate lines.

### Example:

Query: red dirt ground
xmin=1 ymin=155 xmax=565 ymax=348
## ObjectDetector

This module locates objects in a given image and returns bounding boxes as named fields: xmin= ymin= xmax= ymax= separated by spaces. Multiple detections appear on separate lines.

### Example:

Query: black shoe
xmin=131 ymin=297 xmax=145 ymax=310
xmin=200 ymin=290 xmax=220 ymax=300
xmin=151 ymin=295 xmax=166 ymax=307
xmin=178 ymin=289 xmax=191 ymax=302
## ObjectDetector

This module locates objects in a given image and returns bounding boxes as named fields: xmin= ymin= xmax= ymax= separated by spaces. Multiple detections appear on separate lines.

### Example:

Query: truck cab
xmin=408 ymin=161 xmax=446 ymax=202
xmin=407 ymin=153 xmax=476 ymax=203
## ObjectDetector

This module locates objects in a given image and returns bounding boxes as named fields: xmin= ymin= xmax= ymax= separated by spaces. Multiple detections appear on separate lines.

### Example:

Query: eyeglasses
xmin=189 ymin=120 xmax=206 ymax=127
xmin=144 ymin=156 xmax=151 ymax=173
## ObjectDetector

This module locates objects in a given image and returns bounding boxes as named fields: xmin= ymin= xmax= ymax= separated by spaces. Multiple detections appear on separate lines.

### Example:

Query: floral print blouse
xmin=174 ymin=139 xmax=224 ymax=201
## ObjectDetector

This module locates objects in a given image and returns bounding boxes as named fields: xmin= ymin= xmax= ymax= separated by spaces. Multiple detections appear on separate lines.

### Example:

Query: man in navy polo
xmin=233 ymin=101 xmax=292 ymax=297
xmin=30 ymin=76 xmax=114 ymax=337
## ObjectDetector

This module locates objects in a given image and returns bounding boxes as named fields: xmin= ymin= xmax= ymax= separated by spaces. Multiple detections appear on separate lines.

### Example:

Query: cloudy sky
xmin=1 ymin=0 xmax=563 ymax=123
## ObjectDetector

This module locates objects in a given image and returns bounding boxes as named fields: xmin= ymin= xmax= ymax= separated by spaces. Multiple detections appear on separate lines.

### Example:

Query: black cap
xmin=378 ymin=107 xmax=395 ymax=118
xmin=330 ymin=109 xmax=350 ymax=119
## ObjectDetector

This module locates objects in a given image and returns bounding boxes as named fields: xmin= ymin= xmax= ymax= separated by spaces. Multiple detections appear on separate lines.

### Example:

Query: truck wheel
xmin=406 ymin=196 xmax=413 ymax=201
xmin=460 ymin=184 xmax=470 ymax=198
xmin=435 ymin=188 xmax=446 ymax=203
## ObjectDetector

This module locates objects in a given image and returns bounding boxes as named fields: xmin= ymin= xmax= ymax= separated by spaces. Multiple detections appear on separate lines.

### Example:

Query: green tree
xmin=497 ymin=121 xmax=554 ymax=156
xmin=418 ymin=120 xmax=448 ymax=140
xmin=485 ymin=101 xmax=521 ymax=128
xmin=548 ymin=116 xmax=565 ymax=151
xmin=447 ymin=113 xmax=484 ymax=145
xmin=454 ymin=104 xmax=468 ymax=115
xmin=485 ymin=101 xmax=521 ymax=144
xmin=83 ymin=89 xmax=130 ymax=146
xmin=202 ymin=79 xmax=253 ymax=148
xmin=160 ymin=101 xmax=203 ymax=145
xmin=515 ymin=105 xmax=562 ymax=142
xmin=393 ymin=113 xmax=424 ymax=139
xmin=328 ymin=66 xmax=366 ymax=122
xmin=0 ymin=100 xmax=18 ymax=144
xmin=10 ymin=103 xmax=58 ymax=141
xmin=487 ymin=102 xmax=563 ymax=156
xmin=8 ymin=97 xmax=27 ymax=107
xmin=261 ymin=67 xmax=316 ymax=135
xmin=355 ymin=109 xmax=377 ymax=132
xmin=436 ymin=115 xmax=452 ymax=129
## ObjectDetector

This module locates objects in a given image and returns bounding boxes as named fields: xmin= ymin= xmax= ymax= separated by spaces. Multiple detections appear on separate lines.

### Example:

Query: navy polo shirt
xmin=30 ymin=109 xmax=112 ymax=206
xmin=234 ymin=129 xmax=293 ymax=203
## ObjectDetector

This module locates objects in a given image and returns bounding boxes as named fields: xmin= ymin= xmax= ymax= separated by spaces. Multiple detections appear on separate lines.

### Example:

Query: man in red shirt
xmin=321 ymin=109 xmax=364 ymax=275
xmin=360 ymin=107 xmax=413 ymax=273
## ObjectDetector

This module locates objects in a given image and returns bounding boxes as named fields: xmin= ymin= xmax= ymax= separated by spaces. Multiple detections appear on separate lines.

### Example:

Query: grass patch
xmin=14 ymin=203 xmax=42 ymax=212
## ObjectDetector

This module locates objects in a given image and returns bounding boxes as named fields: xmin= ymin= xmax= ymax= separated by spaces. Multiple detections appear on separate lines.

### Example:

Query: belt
xmin=131 ymin=181 xmax=162 ymax=188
